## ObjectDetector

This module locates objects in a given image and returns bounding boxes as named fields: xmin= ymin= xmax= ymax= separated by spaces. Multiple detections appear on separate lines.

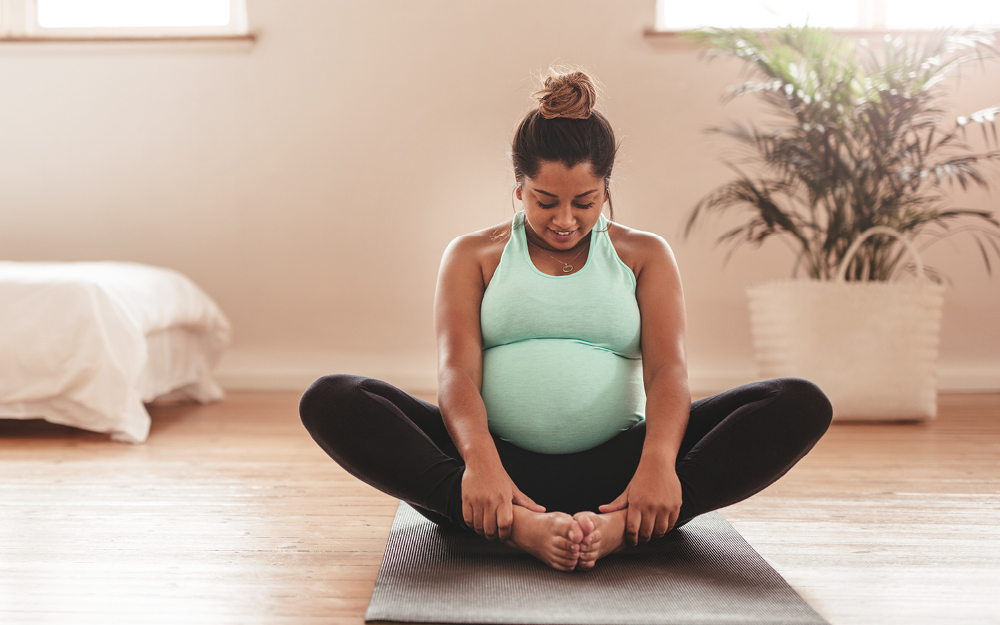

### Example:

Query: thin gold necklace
xmin=527 ymin=238 xmax=590 ymax=273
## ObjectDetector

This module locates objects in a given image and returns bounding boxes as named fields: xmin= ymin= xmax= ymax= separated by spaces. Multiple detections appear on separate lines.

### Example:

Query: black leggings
xmin=299 ymin=375 xmax=832 ymax=529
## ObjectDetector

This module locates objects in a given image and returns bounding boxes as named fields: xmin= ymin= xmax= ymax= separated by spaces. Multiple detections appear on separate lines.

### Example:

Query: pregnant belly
xmin=481 ymin=338 xmax=645 ymax=454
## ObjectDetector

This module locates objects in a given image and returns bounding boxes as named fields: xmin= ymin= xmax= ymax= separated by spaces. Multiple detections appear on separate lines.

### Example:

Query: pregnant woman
xmin=299 ymin=68 xmax=832 ymax=572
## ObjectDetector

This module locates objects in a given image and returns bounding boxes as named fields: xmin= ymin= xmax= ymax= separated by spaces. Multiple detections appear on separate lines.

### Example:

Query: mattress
xmin=0 ymin=261 xmax=232 ymax=443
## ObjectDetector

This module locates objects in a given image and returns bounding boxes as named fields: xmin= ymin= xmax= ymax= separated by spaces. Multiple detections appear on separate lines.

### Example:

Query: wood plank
xmin=1 ymin=391 xmax=998 ymax=624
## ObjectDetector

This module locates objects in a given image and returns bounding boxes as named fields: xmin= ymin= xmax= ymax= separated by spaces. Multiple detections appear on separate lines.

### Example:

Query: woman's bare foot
xmin=505 ymin=505 xmax=583 ymax=571
xmin=572 ymin=509 xmax=627 ymax=570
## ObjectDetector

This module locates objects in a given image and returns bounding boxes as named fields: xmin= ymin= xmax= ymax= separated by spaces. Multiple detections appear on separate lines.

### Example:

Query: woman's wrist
xmin=460 ymin=438 xmax=503 ymax=470
xmin=638 ymin=444 xmax=678 ymax=468
xmin=640 ymin=418 xmax=684 ymax=467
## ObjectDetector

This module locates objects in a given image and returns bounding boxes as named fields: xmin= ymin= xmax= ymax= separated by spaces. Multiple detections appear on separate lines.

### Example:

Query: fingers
xmin=473 ymin=505 xmax=485 ymax=537
xmin=624 ymin=508 xmax=641 ymax=546
xmin=483 ymin=505 xmax=500 ymax=541
xmin=638 ymin=510 xmax=656 ymax=543
xmin=463 ymin=501 xmax=474 ymax=531
xmin=626 ymin=509 xmax=670 ymax=544
xmin=513 ymin=489 xmax=546 ymax=513
xmin=645 ymin=506 xmax=682 ymax=541
xmin=667 ymin=507 xmax=680 ymax=534
xmin=653 ymin=513 xmax=670 ymax=539
xmin=496 ymin=502 xmax=513 ymax=542
xmin=599 ymin=490 xmax=629 ymax=513
xmin=639 ymin=506 xmax=681 ymax=542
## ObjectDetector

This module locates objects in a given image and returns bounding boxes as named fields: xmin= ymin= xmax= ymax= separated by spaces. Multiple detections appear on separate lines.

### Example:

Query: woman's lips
xmin=549 ymin=228 xmax=576 ymax=243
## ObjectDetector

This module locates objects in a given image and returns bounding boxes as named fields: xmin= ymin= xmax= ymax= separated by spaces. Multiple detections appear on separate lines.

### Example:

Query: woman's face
xmin=516 ymin=160 xmax=607 ymax=252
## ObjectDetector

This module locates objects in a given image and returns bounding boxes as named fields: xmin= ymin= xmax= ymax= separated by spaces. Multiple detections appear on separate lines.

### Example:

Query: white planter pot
xmin=746 ymin=227 xmax=946 ymax=421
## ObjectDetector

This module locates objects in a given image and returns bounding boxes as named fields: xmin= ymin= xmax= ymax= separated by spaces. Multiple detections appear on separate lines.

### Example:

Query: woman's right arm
xmin=434 ymin=234 xmax=545 ymax=541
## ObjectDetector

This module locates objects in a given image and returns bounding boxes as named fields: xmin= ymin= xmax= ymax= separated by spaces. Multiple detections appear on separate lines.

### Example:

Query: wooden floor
xmin=1 ymin=392 xmax=998 ymax=625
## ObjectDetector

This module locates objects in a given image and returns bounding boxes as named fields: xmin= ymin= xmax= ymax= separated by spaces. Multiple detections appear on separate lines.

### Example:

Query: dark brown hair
xmin=511 ymin=68 xmax=619 ymax=221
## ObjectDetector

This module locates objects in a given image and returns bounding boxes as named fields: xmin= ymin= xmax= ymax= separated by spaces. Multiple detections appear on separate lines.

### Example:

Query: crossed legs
xmin=299 ymin=375 xmax=832 ymax=570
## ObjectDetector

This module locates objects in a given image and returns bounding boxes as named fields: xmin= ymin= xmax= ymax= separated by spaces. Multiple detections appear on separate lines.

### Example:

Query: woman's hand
xmin=462 ymin=459 xmax=545 ymax=542
xmin=599 ymin=455 xmax=682 ymax=546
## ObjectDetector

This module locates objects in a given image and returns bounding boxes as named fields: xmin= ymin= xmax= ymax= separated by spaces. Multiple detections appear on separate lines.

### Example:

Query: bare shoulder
xmin=440 ymin=218 xmax=513 ymax=288
xmin=606 ymin=220 xmax=677 ymax=281
xmin=445 ymin=219 xmax=511 ymax=256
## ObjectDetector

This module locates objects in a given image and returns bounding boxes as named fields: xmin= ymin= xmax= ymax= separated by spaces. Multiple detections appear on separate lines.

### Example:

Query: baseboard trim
xmin=215 ymin=363 xmax=1000 ymax=395
xmin=936 ymin=367 xmax=1000 ymax=392
xmin=215 ymin=369 xmax=439 ymax=394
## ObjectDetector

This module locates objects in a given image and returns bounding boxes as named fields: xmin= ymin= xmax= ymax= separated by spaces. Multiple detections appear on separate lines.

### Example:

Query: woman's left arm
xmin=599 ymin=231 xmax=690 ymax=546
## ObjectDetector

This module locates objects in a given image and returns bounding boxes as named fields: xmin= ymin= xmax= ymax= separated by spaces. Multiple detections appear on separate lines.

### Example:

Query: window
xmin=0 ymin=0 xmax=249 ymax=39
xmin=656 ymin=0 xmax=1000 ymax=31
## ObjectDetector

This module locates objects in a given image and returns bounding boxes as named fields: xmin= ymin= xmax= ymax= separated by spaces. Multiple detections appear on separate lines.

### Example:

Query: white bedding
xmin=0 ymin=262 xmax=232 ymax=443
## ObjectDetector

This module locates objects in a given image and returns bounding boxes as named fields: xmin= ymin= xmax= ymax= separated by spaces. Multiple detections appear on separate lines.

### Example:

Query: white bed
xmin=0 ymin=262 xmax=232 ymax=443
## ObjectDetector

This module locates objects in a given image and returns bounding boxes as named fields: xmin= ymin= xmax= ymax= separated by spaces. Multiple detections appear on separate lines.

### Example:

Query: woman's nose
xmin=552 ymin=205 xmax=576 ymax=228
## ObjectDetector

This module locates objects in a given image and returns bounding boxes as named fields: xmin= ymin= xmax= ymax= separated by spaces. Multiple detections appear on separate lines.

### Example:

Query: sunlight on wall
xmin=658 ymin=0 xmax=1000 ymax=29
xmin=37 ymin=0 xmax=230 ymax=28
xmin=662 ymin=1 xmax=856 ymax=29
xmin=886 ymin=0 xmax=1000 ymax=28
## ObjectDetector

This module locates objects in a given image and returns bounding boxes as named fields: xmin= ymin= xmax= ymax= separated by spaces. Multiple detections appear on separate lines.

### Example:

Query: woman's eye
xmin=536 ymin=201 xmax=594 ymax=209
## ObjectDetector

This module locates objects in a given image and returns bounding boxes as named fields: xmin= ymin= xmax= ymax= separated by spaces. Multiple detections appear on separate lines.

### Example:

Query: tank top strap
xmin=510 ymin=210 xmax=529 ymax=254
xmin=592 ymin=213 xmax=637 ymax=289
xmin=505 ymin=211 xmax=621 ymax=280
xmin=591 ymin=213 xmax=612 ymax=255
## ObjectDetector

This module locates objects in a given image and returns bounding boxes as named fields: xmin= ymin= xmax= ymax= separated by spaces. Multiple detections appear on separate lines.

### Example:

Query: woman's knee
xmin=298 ymin=373 xmax=369 ymax=433
xmin=770 ymin=377 xmax=833 ymax=440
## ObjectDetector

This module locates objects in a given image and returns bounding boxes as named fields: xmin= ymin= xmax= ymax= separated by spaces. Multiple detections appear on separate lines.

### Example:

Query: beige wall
xmin=2 ymin=0 xmax=998 ymax=394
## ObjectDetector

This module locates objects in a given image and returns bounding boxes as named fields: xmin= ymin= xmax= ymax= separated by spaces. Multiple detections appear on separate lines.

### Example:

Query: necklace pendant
xmin=562 ymin=264 xmax=573 ymax=273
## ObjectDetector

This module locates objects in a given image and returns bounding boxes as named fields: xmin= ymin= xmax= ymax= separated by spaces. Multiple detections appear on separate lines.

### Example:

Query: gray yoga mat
xmin=366 ymin=502 xmax=829 ymax=625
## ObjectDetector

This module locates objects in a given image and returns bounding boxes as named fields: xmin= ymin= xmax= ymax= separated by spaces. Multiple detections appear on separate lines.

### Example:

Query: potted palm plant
xmin=685 ymin=25 xmax=1000 ymax=420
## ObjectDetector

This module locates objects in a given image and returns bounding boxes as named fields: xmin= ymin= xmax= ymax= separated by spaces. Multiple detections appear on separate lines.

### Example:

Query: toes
xmin=554 ymin=537 xmax=579 ymax=552
xmin=575 ymin=513 xmax=595 ymax=537
xmin=549 ymin=534 xmax=583 ymax=554
xmin=554 ymin=543 xmax=580 ymax=560
xmin=552 ymin=514 xmax=584 ymax=544
xmin=580 ymin=530 xmax=602 ymax=553
xmin=576 ymin=550 xmax=598 ymax=569
xmin=551 ymin=513 xmax=575 ymax=535
xmin=549 ymin=554 xmax=580 ymax=570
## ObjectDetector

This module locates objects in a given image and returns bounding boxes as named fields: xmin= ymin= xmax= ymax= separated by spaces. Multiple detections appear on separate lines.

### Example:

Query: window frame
xmin=0 ymin=0 xmax=250 ymax=41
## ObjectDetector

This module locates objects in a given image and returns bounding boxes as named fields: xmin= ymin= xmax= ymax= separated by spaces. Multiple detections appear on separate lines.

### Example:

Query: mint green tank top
xmin=480 ymin=211 xmax=645 ymax=454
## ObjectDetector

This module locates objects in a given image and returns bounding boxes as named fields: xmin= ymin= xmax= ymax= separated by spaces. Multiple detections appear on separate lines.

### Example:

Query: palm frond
xmin=686 ymin=25 xmax=1000 ymax=280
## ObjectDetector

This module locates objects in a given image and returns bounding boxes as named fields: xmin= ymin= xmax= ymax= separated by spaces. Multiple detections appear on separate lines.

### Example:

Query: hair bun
xmin=532 ymin=69 xmax=597 ymax=120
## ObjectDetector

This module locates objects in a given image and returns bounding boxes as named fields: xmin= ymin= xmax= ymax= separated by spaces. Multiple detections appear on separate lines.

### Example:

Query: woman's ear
xmin=515 ymin=184 xmax=523 ymax=201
